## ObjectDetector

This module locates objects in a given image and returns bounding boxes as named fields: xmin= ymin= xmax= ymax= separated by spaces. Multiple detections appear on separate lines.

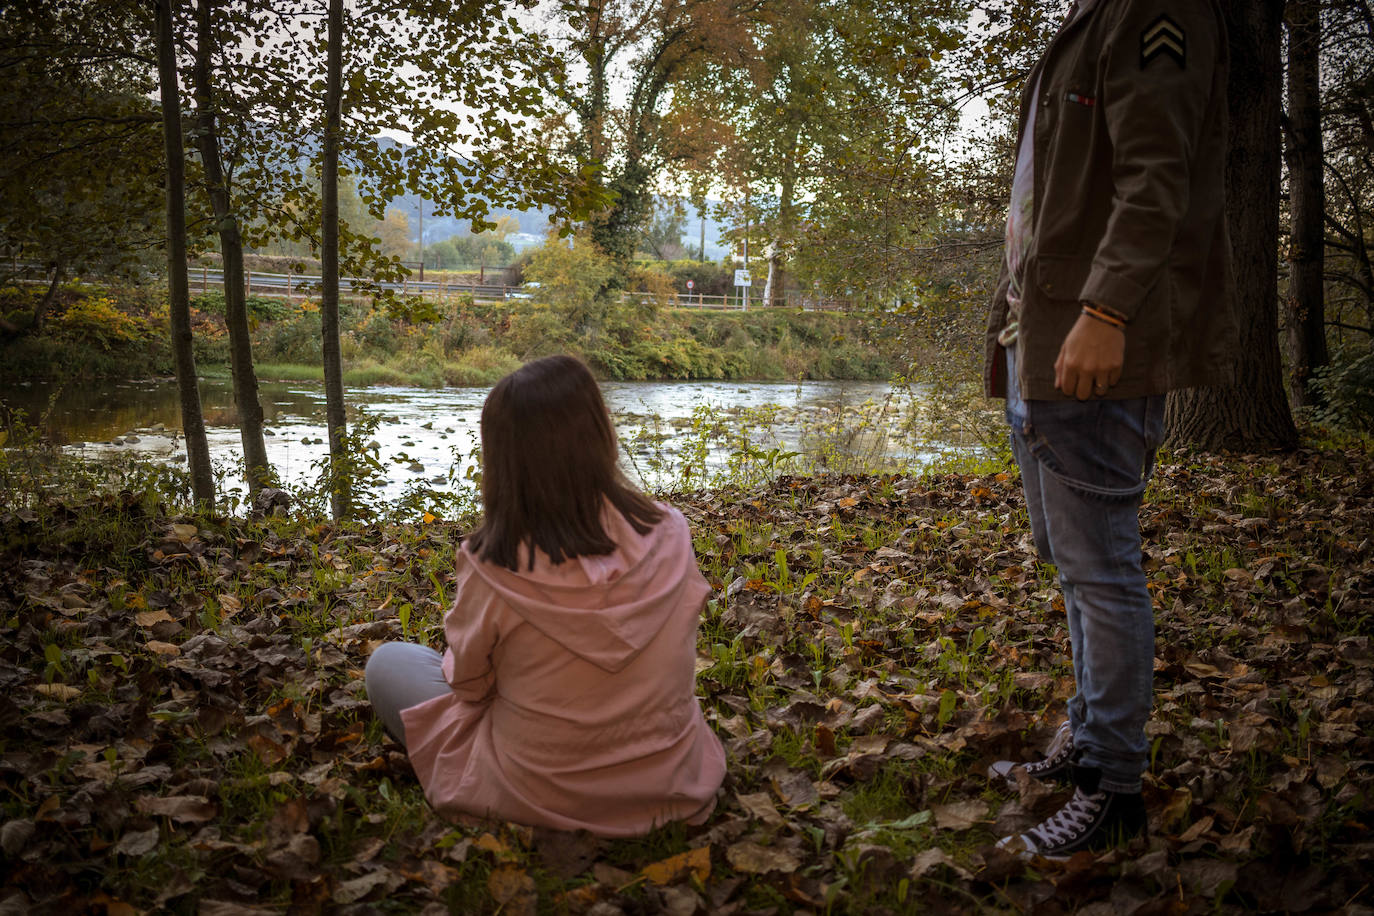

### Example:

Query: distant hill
xmin=372 ymin=137 xmax=733 ymax=259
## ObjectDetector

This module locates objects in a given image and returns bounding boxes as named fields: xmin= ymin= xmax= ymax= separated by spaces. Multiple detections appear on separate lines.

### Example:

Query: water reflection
xmin=2 ymin=379 xmax=327 ymax=445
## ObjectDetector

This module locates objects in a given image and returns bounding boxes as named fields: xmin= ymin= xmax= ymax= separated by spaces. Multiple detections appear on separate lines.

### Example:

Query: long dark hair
xmin=466 ymin=355 xmax=663 ymax=571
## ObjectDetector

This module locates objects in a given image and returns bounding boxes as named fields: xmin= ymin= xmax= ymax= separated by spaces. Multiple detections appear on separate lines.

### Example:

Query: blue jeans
xmin=1005 ymin=347 xmax=1164 ymax=793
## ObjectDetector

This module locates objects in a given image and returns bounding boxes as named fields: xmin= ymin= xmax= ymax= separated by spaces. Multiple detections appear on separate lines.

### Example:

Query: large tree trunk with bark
xmin=1165 ymin=0 xmax=1298 ymax=451
xmin=321 ymin=0 xmax=350 ymax=520
xmin=156 ymin=0 xmax=214 ymax=504
xmin=194 ymin=0 xmax=273 ymax=497
xmin=1283 ymin=0 xmax=1329 ymax=408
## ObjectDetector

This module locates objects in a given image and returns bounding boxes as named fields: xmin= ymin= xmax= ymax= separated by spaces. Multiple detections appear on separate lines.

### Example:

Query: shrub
xmin=190 ymin=290 xmax=293 ymax=322
xmin=356 ymin=309 xmax=398 ymax=355
xmin=257 ymin=309 xmax=323 ymax=364
xmin=447 ymin=346 xmax=521 ymax=386
xmin=49 ymin=295 xmax=157 ymax=350
xmin=1312 ymin=348 xmax=1374 ymax=432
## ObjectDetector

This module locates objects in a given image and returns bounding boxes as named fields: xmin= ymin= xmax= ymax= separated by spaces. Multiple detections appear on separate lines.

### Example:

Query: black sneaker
xmin=988 ymin=721 xmax=1075 ymax=787
xmin=995 ymin=766 xmax=1147 ymax=860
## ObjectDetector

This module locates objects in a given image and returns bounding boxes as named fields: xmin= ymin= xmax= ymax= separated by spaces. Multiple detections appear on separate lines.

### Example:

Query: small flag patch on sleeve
xmin=1140 ymin=13 xmax=1186 ymax=69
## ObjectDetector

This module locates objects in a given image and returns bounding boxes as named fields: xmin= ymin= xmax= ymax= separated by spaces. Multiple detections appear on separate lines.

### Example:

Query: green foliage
xmin=0 ymin=405 xmax=191 ymax=515
xmin=659 ymin=259 xmax=733 ymax=297
xmin=296 ymin=410 xmax=388 ymax=520
xmin=6 ymin=281 xmax=914 ymax=387
xmin=0 ymin=285 xmax=180 ymax=380
xmin=1312 ymin=347 xmax=1374 ymax=432
xmin=0 ymin=1 xmax=167 ymax=288
xmin=522 ymin=235 xmax=618 ymax=330
xmin=256 ymin=307 xmax=324 ymax=365
xmin=636 ymin=198 xmax=688 ymax=260
xmin=425 ymin=234 xmax=516 ymax=270
xmin=190 ymin=291 xmax=293 ymax=322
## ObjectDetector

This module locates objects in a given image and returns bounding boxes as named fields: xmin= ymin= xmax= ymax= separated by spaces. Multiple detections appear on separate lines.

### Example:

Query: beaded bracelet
xmin=1081 ymin=303 xmax=1127 ymax=330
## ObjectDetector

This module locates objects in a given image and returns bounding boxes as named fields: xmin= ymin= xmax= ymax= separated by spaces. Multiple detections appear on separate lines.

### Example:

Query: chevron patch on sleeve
xmin=1140 ymin=13 xmax=1186 ymax=69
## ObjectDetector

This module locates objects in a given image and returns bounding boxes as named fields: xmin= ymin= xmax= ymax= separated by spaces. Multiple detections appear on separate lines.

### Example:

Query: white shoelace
xmin=1025 ymin=723 xmax=1074 ymax=775
xmin=1028 ymin=789 xmax=1104 ymax=846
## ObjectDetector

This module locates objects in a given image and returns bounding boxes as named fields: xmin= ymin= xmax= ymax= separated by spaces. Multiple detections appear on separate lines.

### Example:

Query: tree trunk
xmin=766 ymin=167 xmax=797 ymax=309
xmin=194 ymin=0 xmax=273 ymax=498
xmin=156 ymin=0 xmax=214 ymax=505
xmin=1283 ymin=0 xmax=1328 ymax=408
xmin=321 ymin=0 xmax=350 ymax=520
xmin=32 ymin=262 xmax=62 ymax=331
xmin=1165 ymin=0 xmax=1298 ymax=451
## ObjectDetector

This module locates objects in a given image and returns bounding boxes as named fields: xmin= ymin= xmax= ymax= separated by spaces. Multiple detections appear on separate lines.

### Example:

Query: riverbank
xmin=1 ymin=439 xmax=1370 ymax=911
xmin=0 ymin=282 xmax=910 ymax=387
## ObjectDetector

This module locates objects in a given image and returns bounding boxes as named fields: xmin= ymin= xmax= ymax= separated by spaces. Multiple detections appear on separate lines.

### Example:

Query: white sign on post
xmin=733 ymin=269 xmax=752 ymax=287
xmin=686 ymin=279 xmax=695 ymax=290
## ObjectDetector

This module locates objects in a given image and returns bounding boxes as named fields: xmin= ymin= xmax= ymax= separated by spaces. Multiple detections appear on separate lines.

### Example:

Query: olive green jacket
xmin=984 ymin=0 xmax=1238 ymax=400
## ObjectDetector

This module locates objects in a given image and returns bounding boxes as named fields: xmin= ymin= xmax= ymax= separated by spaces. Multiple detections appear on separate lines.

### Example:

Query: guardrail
xmin=187 ymin=266 xmax=515 ymax=301
xmin=186 ymin=266 xmax=853 ymax=311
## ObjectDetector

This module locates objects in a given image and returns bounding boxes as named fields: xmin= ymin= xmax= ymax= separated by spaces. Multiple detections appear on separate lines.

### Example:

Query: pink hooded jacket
xmin=399 ymin=504 xmax=726 ymax=836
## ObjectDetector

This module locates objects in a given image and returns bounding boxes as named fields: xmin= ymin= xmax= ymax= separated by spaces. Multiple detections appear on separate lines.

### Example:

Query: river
xmin=2 ymin=377 xmax=929 ymax=504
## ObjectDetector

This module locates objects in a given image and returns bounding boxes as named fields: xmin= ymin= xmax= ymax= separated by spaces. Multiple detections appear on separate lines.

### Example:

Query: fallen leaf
xmin=909 ymin=847 xmax=972 ymax=880
xmin=1183 ymin=660 xmax=1223 ymax=679
xmin=135 ymin=609 xmax=175 ymax=628
xmin=736 ymin=792 xmax=785 ymax=827
xmin=1177 ymin=814 xmax=1215 ymax=844
xmin=533 ymin=828 xmax=600 ymax=880
xmin=32 ymin=683 xmax=81 ymax=701
xmin=849 ymin=734 xmax=890 ymax=755
xmin=931 ymin=800 xmax=986 ymax=831
xmin=1 ymin=819 xmax=35 ymax=857
xmin=770 ymin=769 xmax=819 ymax=809
xmin=725 ymin=840 xmax=800 ymax=874
xmin=1159 ymin=787 xmax=1193 ymax=831
xmin=219 ymin=593 xmax=242 ymax=619
xmin=333 ymin=869 xmax=399 ymax=905
xmin=145 ymin=640 xmax=180 ymax=657
xmin=1219 ymin=825 xmax=1257 ymax=856
xmin=591 ymin=862 xmax=636 ymax=888
xmin=1315 ymin=756 xmax=1348 ymax=789
xmin=85 ymin=892 xmax=137 ymax=916
xmin=247 ymin=733 xmax=289 ymax=765
xmin=641 ymin=845 xmax=711 ymax=885
xmin=815 ymin=723 xmax=837 ymax=757
xmin=136 ymin=795 xmax=217 ymax=824
xmin=475 ymin=832 xmax=511 ymax=856
xmin=1179 ymin=858 xmax=1239 ymax=897
xmin=114 ymin=827 xmax=160 ymax=857
xmin=660 ymin=884 xmax=702 ymax=916
xmin=488 ymin=865 xmax=537 ymax=916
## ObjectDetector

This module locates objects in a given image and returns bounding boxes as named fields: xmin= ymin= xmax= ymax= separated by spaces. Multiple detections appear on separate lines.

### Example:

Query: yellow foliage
xmin=51 ymin=296 xmax=156 ymax=349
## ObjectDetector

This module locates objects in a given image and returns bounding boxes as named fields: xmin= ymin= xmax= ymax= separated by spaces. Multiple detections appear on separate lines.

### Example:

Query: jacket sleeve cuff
xmin=1080 ymin=265 xmax=1149 ymax=322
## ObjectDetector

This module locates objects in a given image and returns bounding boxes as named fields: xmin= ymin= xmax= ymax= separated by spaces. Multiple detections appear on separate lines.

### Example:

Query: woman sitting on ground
xmin=365 ymin=354 xmax=725 ymax=836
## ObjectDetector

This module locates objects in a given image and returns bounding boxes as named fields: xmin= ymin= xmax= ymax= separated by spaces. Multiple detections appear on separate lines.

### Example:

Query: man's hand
xmin=1055 ymin=310 xmax=1125 ymax=399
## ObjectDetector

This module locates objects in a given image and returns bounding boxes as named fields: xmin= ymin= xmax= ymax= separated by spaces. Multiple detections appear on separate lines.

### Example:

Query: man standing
xmin=984 ymin=0 xmax=1236 ymax=858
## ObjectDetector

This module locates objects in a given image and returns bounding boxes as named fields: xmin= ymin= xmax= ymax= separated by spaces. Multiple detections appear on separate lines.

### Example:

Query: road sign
xmin=686 ymin=279 xmax=695 ymax=290
xmin=734 ymin=269 xmax=752 ymax=287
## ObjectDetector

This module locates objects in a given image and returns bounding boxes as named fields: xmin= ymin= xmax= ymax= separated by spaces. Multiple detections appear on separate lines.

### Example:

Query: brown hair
xmin=466 ymin=355 xmax=663 ymax=571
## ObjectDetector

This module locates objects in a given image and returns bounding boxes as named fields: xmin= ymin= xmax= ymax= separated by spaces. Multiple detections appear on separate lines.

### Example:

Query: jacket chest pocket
xmin=1038 ymin=19 xmax=1102 ymax=119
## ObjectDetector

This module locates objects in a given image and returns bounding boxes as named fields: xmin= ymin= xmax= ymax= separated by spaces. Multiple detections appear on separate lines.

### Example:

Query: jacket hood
xmin=459 ymin=505 xmax=708 ymax=673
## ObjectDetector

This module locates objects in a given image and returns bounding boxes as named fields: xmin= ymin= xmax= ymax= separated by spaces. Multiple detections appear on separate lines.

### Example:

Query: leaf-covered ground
xmin=1 ymin=444 xmax=1371 ymax=914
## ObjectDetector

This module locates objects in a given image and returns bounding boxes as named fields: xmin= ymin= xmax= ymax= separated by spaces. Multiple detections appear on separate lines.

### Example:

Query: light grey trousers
xmin=364 ymin=642 xmax=450 ymax=747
